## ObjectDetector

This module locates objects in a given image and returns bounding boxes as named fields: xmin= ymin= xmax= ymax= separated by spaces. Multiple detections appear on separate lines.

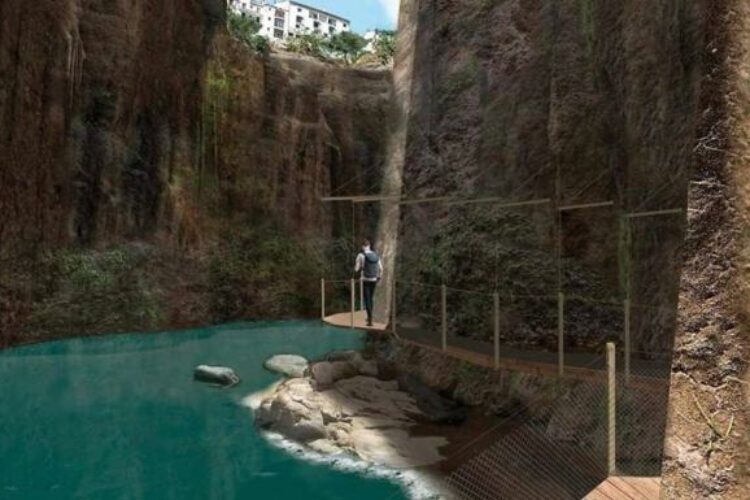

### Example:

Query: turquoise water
xmin=0 ymin=322 xmax=408 ymax=500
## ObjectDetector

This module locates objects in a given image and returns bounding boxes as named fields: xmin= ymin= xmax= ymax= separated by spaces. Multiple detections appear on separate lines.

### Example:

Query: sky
xmin=282 ymin=0 xmax=399 ymax=33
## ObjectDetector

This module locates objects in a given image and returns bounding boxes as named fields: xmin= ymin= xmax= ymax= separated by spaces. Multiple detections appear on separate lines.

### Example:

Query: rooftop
xmin=280 ymin=0 xmax=351 ymax=24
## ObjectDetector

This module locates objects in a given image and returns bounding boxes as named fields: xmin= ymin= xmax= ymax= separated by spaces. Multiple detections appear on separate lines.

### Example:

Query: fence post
xmin=607 ymin=341 xmax=617 ymax=475
xmin=558 ymin=292 xmax=565 ymax=377
xmin=441 ymin=285 xmax=448 ymax=351
xmin=494 ymin=292 xmax=500 ymax=369
xmin=350 ymin=278 xmax=356 ymax=328
xmin=321 ymin=278 xmax=326 ymax=320
xmin=624 ymin=298 xmax=631 ymax=384
xmin=360 ymin=278 xmax=364 ymax=311
xmin=391 ymin=280 xmax=397 ymax=335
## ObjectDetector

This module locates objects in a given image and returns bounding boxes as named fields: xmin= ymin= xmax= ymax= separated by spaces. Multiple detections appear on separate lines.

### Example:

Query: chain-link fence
xmin=446 ymin=354 xmax=611 ymax=500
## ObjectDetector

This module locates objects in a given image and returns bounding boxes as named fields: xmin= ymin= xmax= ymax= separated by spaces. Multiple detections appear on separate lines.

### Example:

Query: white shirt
xmin=354 ymin=247 xmax=383 ymax=282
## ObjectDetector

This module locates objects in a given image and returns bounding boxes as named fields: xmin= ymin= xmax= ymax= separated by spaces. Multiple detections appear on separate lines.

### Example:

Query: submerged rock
xmin=264 ymin=354 xmax=309 ymax=378
xmin=193 ymin=365 xmax=240 ymax=387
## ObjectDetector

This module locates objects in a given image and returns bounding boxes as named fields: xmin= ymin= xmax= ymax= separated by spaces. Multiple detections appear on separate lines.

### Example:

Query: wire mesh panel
xmin=394 ymin=281 xmax=442 ymax=348
xmin=322 ymin=279 xmax=352 ymax=317
xmin=625 ymin=214 xmax=684 ymax=356
xmin=614 ymin=347 xmax=672 ymax=477
xmin=446 ymin=287 xmax=494 ymax=347
xmin=558 ymin=205 xmax=620 ymax=301
xmin=447 ymin=356 xmax=611 ymax=500
xmin=563 ymin=298 xmax=623 ymax=373
xmin=501 ymin=294 xmax=558 ymax=354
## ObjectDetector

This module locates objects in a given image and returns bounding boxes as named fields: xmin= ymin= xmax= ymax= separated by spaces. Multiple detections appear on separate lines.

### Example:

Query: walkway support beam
xmin=624 ymin=298 xmax=631 ymax=383
xmin=350 ymin=279 xmax=356 ymax=328
xmin=558 ymin=292 xmax=565 ymax=377
xmin=607 ymin=341 xmax=617 ymax=475
xmin=441 ymin=285 xmax=448 ymax=351
xmin=391 ymin=280 xmax=397 ymax=335
xmin=321 ymin=278 xmax=326 ymax=320
xmin=494 ymin=292 xmax=500 ymax=369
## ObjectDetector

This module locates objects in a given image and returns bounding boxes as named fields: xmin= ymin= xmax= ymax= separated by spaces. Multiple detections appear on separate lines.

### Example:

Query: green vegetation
xmin=437 ymin=57 xmax=480 ymax=106
xmin=208 ymin=221 xmax=326 ymax=322
xmin=580 ymin=0 xmax=596 ymax=58
xmin=286 ymin=32 xmax=368 ymax=65
xmin=286 ymin=33 xmax=328 ymax=58
xmin=326 ymin=32 xmax=367 ymax=64
xmin=372 ymin=31 xmax=396 ymax=65
xmin=227 ymin=11 xmax=269 ymax=55
xmin=24 ymin=246 xmax=162 ymax=338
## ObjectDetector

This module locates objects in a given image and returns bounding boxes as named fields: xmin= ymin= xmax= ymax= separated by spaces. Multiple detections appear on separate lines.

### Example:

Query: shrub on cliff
xmin=227 ymin=11 xmax=269 ymax=55
xmin=23 ymin=245 xmax=163 ymax=339
xmin=286 ymin=33 xmax=327 ymax=59
xmin=325 ymin=32 xmax=367 ymax=64
xmin=373 ymin=30 xmax=396 ymax=65
xmin=208 ymin=222 xmax=326 ymax=322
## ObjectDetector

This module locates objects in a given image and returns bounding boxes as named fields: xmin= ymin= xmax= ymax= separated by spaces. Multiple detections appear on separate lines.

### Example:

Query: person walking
xmin=354 ymin=239 xmax=383 ymax=327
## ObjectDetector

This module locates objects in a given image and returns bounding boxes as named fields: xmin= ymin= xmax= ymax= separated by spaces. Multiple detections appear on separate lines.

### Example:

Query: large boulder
xmin=255 ymin=378 xmax=327 ymax=442
xmin=264 ymin=354 xmax=309 ymax=378
xmin=398 ymin=374 xmax=468 ymax=424
xmin=310 ymin=361 xmax=357 ymax=390
xmin=194 ymin=365 xmax=240 ymax=387
xmin=324 ymin=350 xmax=379 ymax=378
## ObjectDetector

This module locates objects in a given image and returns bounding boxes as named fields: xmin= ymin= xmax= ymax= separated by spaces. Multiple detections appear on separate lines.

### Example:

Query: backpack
xmin=363 ymin=251 xmax=380 ymax=279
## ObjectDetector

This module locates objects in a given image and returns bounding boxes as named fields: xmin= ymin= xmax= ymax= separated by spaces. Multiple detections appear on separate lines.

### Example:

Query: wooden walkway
xmin=323 ymin=310 xmax=388 ymax=331
xmin=585 ymin=477 xmax=661 ymax=499
xmin=322 ymin=313 xmax=668 ymax=388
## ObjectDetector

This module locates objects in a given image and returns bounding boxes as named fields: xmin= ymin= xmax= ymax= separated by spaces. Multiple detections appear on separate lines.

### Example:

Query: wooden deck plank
xmin=585 ymin=477 xmax=661 ymax=500
xmin=617 ymin=477 xmax=662 ymax=498
xmin=608 ymin=477 xmax=649 ymax=498
xmin=323 ymin=311 xmax=387 ymax=331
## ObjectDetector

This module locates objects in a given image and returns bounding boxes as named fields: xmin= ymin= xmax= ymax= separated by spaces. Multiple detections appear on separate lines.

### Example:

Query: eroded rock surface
xmin=254 ymin=353 xmax=449 ymax=469
xmin=264 ymin=355 xmax=309 ymax=378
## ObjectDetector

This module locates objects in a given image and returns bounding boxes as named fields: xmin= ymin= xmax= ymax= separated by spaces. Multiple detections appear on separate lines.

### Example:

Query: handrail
xmin=321 ymin=275 xmax=676 ymax=386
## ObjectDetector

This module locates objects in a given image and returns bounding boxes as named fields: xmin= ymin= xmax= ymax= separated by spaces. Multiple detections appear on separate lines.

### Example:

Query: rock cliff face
xmin=384 ymin=1 xmax=748 ymax=498
xmin=393 ymin=0 xmax=706 ymax=354
xmin=0 ymin=0 xmax=393 ymax=345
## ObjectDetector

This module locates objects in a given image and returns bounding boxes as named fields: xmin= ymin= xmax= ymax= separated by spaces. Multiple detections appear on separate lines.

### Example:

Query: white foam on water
xmin=260 ymin=430 xmax=448 ymax=500
xmin=240 ymin=381 xmax=282 ymax=411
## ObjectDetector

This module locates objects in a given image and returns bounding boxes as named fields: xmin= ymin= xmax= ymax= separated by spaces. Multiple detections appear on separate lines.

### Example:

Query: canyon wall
xmin=386 ymin=1 xmax=748 ymax=498
xmin=394 ymin=0 xmax=706 ymax=355
xmin=0 ymin=0 xmax=393 ymax=345
xmin=378 ymin=0 xmax=750 ymax=498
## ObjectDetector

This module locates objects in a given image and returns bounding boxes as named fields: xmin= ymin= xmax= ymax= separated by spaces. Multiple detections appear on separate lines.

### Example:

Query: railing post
xmin=321 ymin=278 xmax=326 ymax=320
xmin=441 ymin=285 xmax=447 ymax=351
xmin=350 ymin=278 xmax=356 ymax=328
xmin=494 ymin=292 xmax=500 ymax=369
xmin=607 ymin=341 xmax=617 ymax=475
xmin=558 ymin=291 xmax=565 ymax=377
xmin=391 ymin=280 xmax=397 ymax=335
xmin=624 ymin=298 xmax=631 ymax=384
xmin=360 ymin=278 xmax=364 ymax=311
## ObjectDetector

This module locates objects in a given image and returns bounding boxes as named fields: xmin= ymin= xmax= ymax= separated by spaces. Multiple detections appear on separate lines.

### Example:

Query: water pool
xmin=0 ymin=321 xmax=410 ymax=499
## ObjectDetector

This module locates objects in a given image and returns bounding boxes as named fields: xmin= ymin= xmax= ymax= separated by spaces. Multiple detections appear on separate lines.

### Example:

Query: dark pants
xmin=363 ymin=280 xmax=377 ymax=323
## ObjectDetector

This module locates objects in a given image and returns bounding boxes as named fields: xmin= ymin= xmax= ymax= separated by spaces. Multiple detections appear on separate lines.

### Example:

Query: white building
xmin=231 ymin=1 xmax=351 ymax=43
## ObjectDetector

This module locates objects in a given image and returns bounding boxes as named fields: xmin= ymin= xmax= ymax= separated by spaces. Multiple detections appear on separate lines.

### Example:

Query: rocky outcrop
xmin=254 ymin=375 xmax=448 ymax=468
